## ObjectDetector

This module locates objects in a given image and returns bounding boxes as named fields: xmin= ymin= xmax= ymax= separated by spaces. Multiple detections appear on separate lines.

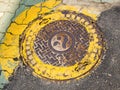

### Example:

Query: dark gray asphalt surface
xmin=3 ymin=6 xmax=120 ymax=90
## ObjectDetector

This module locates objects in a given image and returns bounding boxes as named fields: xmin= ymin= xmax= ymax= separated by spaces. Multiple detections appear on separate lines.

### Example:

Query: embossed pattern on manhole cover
xmin=34 ymin=20 xmax=89 ymax=66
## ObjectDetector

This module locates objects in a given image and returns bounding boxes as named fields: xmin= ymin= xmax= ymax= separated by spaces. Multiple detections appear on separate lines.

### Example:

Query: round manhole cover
xmin=34 ymin=20 xmax=89 ymax=66
xmin=20 ymin=9 xmax=105 ymax=81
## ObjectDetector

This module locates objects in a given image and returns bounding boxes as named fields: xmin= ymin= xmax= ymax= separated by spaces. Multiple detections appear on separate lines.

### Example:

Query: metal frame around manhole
xmin=20 ymin=8 xmax=105 ymax=81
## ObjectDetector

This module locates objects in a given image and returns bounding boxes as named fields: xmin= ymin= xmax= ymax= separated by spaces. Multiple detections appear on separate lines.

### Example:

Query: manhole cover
xmin=20 ymin=9 xmax=105 ymax=81
xmin=34 ymin=20 xmax=89 ymax=66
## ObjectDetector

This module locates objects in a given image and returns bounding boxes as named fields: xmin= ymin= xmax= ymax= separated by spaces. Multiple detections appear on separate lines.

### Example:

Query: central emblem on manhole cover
xmin=20 ymin=8 xmax=105 ymax=81
xmin=50 ymin=31 xmax=73 ymax=52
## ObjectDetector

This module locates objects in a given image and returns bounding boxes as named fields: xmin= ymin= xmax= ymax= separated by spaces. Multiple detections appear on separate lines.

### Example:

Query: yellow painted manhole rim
xmin=20 ymin=8 xmax=105 ymax=81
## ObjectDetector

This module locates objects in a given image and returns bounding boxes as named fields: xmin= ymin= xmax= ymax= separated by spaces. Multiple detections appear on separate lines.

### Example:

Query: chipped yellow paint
xmin=42 ymin=0 xmax=61 ymax=8
xmin=56 ymin=5 xmax=80 ymax=12
xmin=0 ymin=57 xmax=19 ymax=78
xmin=15 ymin=0 xmax=62 ymax=25
xmin=7 ymin=23 xmax=27 ymax=35
xmin=0 ymin=44 xmax=19 ymax=78
xmin=56 ymin=5 xmax=98 ymax=20
xmin=81 ymin=8 xmax=98 ymax=20
xmin=0 ymin=0 xmax=62 ymax=80
xmin=0 ymin=0 xmax=105 ymax=81
xmin=20 ymin=4 xmax=104 ymax=80
xmin=3 ymin=33 xmax=19 ymax=46
xmin=0 ymin=44 xmax=19 ymax=58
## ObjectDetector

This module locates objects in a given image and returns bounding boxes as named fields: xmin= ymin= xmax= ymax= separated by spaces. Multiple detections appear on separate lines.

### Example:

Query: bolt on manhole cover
xmin=20 ymin=9 xmax=105 ymax=81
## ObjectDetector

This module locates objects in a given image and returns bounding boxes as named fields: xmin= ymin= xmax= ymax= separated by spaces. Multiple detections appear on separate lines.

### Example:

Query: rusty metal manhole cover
xmin=20 ymin=9 xmax=105 ymax=81
xmin=34 ymin=20 xmax=89 ymax=66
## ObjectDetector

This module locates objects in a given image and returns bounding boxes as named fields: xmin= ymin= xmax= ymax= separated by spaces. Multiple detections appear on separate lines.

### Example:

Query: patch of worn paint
xmin=0 ymin=0 xmax=46 ymax=89
xmin=12 ymin=0 xmax=46 ymax=21
xmin=0 ymin=57 xmax=19 ymax=79
xmin=0 ymin=66 xmax=8 ymax=89
xmin=0 ymin=0 xmax=21 ymax=42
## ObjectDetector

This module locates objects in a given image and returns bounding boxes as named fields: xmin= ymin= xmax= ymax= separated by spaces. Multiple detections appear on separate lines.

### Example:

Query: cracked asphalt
xmin=1 ymin=6 xmax=120 ymax=90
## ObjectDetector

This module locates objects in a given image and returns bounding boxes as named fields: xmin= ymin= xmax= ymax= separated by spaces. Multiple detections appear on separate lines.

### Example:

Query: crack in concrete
xmin=0 ymin=42 xmax=18 ymax=47
xmin=0 ymin=56 xmax=19 ymax=59
xmin=0 ymin=1 xmax=22 ymax=42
